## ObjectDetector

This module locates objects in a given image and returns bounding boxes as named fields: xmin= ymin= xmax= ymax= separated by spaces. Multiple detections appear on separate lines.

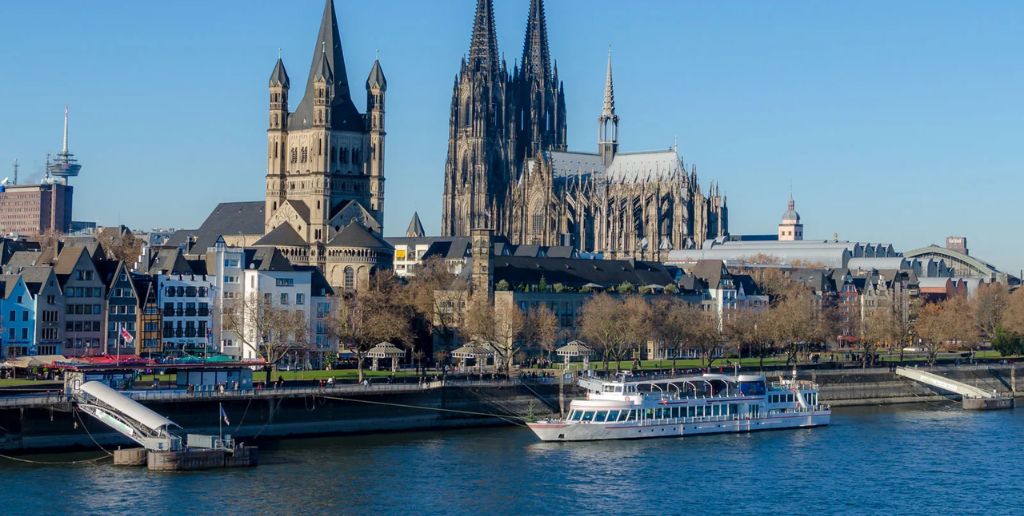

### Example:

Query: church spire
xmin=468 ymin=0 xmax=499 ymax=76
xmin=598 ymin=47 xmax=619 ymax=165
xmin=521 ymin=0 xmax=551 ymax=82
xmin=291 ymin=0 xmax=362 ymax=130
xmin=602 ymin=48 xmax=615 ymax=118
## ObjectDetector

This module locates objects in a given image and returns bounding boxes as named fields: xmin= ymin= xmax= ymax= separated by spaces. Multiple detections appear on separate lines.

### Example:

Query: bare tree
xmin=684 ymin=304 xmax=722 ymax=370
xmin=914 ymin=296 xmax=973 ymax=366
xmin=493 ymin=300 xmax=525 ymax=376
xmin=404 ymin=257 xmax=464 ymax=362
xmin=97 ymin=229 xmax=144 ymax=265
xmin=524 ymin=304 xmax=559 ymax=364
xmin=621 ymin=296 xmax=652 ymax=369
xmin=222 ymin=292 xmax=310 ymax=384
xmin=1004 ymin=288 xmax=1024 ymax=335
xmin=328 ymin=278 xmax=413 ymax=382
xmin=973 ymin=282 xmax=1008 ymax=340
xmin=724 ymin=306 xmax=772 ymax=370
xmin=579 ymin=294 xmax=627 ymax=372
xmin=650 ymin=297 xmax=691 ymax=371
xmin=768 ymin=286 xmax=820 ymax=365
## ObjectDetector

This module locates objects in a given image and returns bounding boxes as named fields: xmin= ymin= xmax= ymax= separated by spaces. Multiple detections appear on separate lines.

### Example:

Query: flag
xmin=120 ymin=324 xmax=134 ymax=344
xmin=220 ymin=404 xmax=230 ymax=426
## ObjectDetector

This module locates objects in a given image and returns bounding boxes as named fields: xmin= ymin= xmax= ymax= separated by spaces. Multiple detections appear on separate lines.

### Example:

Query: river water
xmin=1 ymin=403 xmax=1022 ymax=515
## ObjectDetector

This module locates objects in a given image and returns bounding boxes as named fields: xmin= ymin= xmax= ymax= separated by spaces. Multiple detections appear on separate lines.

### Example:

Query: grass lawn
xmin=0 ymin=379 xmax=61 ymax=388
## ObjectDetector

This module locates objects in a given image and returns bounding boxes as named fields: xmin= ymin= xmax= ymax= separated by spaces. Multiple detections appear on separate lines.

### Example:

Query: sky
xmin=2 ymin=0 xmax=1022 ymax=273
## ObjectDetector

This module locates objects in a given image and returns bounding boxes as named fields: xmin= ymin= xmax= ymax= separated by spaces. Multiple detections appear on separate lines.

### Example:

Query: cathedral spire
xmin=521 ymin=0 xmax=551 ymax=82
xmin=468 ymin=0 xmax=500 ymax=76
xmin=602 ymin=48 xmax=615 ymax=118
xmin=598 ymin=47 xmax=619 ymax=165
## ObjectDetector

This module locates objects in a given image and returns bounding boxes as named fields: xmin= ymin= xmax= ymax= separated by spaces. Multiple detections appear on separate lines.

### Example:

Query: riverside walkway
xmin=894 ymin=366 xmax=996 ymax=399
xmin=0 ymin=378 xmax=556 ymax=410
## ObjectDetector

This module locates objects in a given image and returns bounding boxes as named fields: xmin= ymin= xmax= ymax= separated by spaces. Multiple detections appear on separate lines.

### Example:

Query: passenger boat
xmin=527 ymin=372 xmax=830 ymax=441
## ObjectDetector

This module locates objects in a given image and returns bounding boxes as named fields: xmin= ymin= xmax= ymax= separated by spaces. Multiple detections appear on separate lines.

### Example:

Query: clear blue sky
xmin=3 ymin=1 xmax=1022 ymax=273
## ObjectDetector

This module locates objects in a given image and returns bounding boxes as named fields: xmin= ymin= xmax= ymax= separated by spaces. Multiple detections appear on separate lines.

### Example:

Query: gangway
xmin=73 ymin=381 xmax=182 ymax=451
xmin=894 ymin=367 xmax=994 ymax=399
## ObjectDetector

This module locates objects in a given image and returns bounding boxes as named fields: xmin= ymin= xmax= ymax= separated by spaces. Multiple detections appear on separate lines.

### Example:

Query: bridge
xmin=895 ymin=367 xmax=1014 ymax=410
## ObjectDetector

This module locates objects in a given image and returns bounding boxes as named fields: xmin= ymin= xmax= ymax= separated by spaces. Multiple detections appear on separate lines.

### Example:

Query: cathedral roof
xmin=290 ymin=0 xmax=364 ymax=132
xmin=547 ymin=149 xmax=684 ymax=183
xmin=173 ymin=201 xmax=266 ymax=254
xmin=327 ymin=221 xmax=392 ymax=250
xmin=254 ymin=224 xmax=307 ymax=248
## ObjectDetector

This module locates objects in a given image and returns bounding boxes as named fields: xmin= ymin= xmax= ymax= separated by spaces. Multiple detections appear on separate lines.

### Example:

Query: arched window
xmin=343 ymin=267 xmax=354 ymax=290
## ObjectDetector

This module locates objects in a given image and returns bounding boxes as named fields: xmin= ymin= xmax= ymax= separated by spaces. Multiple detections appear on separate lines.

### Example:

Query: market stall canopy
xmin=2 ymin=355 xmax=68 ymax=369
xmin=366 ymin=342 xmax=405 ymax=359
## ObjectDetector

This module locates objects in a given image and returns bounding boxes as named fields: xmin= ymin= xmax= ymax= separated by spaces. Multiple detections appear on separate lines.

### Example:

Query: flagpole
xmin=219 ymin=402 xmax=223 ymax=441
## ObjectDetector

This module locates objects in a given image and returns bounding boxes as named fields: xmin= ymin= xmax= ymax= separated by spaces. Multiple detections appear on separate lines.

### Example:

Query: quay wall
xmin=0 ymin=382 xmax=565 ymax=453
xmin=0 ymin=365 xmax=1019 ymax=453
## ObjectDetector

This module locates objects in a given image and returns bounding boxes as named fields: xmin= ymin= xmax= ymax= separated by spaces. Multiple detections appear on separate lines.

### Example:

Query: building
xmin=175 ymin=0 xmax=392 ymax=292
xmin=441 ymin=0 xmax=728 ymax=259
xmin=102 ymin=261 xmax=139 ymax=355
xmin=0 ymin=182 xmax=74 ymax=236
xmin=54 ymin=246 xmax=105 ymax=356
xmin=905 ymin=237 xmax=1019 ymax=285
xmin=21 ymin=266 xmax=64 ymax=356
xmin=2 ymin=276 xmax=35 ymax=358
xmin=778 ymin=197 xmax=803 ymax=241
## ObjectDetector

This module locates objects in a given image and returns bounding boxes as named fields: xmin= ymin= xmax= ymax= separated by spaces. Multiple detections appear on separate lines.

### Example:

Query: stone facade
xmin=441 ymin=0 xmax=727 ymax=260
xmin=259 ymin=0 xmax=391 ymax=290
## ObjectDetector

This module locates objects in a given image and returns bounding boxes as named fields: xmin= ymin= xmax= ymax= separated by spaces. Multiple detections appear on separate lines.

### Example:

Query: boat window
xmin=581 ymin=411 xmax=595 ymax=422
xmin=594 ymin=411 xmax=608 ymax=422
xmin=739 ymin=381 xmax=766 ymax=396
xmin=570 ymin=411 xmax=583 ymax=421
xmin=688 ymin=407 xmax=695 ymax=418
xmin=607 ymin=410 xmax=620 ymax=422
xmin=645 ymin=409 xmax=654 ymax=420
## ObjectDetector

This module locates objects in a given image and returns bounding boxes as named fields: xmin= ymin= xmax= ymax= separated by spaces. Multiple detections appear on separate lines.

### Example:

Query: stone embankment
xmin=801 ymin=364 xmax=1020 ymax=406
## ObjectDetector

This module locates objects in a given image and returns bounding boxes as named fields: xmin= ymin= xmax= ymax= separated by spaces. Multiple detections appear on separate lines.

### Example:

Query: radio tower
xmin=45 ymin=105 xmax=82 ymax=184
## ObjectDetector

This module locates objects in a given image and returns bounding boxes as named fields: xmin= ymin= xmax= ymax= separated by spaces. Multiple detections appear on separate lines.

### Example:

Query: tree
xmin=524 ymin=304 xmax=559 ymax=363
xmin=616 ymin=282 xmax=635 ymax=295
xmin=685 ymin=305 xmax=722 ymax=370
xmin=404 ymin=257 xmax=465 ymax=365
xmin=991 ymin=327 xmax=1024 ymax=357
xmin=767 ymin=286 xmax=820 ymax=365
xmin=493 ymin=300 xmax=525 ymax=375
xmin=914 ymin=296 xmax=972 ymax=366
xmin=97 ymin=228 xmax=144 ymax=265
xmin=222 ymin=292 xmax=310 ymax=384
xmin=972 ymin=283 xmax=1008 ymax=340
xmin=862 ymin=301 xmax=900 ymax=368
xmin=1002 ymin=288 xmax=1024 ymax=336
xmin=724 ymin=306 xmax=772 ymax=370
xmin=649 ymin=297 xmax=691 ymax=371
xmin=328 ymin=278 xmax=413 ymax=382
xmin=579 ymin=294 xmax=627 ymax=372
xmin=619 ymin=296 xmax=652 ymax=368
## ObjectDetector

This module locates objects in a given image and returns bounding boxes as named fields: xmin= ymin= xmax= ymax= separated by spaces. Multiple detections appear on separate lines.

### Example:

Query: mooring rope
xmin=0 ymin=407 xmax=112 ymax=465
xmin=320 ymin=395 xmax=530 ymax=428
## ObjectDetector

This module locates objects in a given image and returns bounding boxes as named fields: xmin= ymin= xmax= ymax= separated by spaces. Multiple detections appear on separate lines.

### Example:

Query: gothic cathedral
xmin=442 ymin=0 xmax=728 ymax=260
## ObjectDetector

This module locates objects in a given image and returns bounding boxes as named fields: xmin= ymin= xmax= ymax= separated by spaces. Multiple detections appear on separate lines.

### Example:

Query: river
xmin=1 ymin=403 xmax=1021 ymax=515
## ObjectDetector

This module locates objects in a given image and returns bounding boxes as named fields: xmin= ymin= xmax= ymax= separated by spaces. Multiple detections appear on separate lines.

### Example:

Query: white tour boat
xmin=527 ymin=372 xmax=830 ymax=441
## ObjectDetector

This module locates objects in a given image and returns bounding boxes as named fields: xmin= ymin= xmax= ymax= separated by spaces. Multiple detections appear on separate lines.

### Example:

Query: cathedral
xmin=258 ymin=0 xmax=392 ymax=289
xmin=442 ymin=0 xmax=728 ymax=260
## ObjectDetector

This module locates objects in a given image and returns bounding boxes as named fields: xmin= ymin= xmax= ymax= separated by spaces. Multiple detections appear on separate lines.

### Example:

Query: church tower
xmin=778 ymin=196 xmax=803 ymax=241
xmin=442 ymin=0 xmax=512 ymax=237
xmin=512 ymin=0 xmax=566 ymax=168
xmin=264 ymin=0 xmax=385 ymax=245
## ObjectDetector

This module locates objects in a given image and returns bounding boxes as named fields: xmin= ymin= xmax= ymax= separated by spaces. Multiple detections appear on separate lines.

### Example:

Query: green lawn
xmin=0 ymin=379 xmax=61 ymax=388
